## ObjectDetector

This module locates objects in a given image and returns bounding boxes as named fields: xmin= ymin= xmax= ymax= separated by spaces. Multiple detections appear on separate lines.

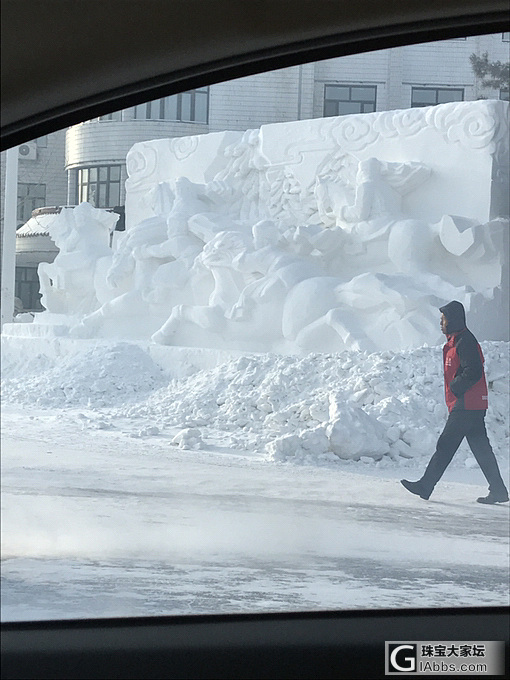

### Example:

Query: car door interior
xmin=1 ymin=1 xmax=509 ymax=678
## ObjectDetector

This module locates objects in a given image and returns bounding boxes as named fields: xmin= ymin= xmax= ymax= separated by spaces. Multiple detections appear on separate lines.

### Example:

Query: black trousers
xmin=420 ymin=409 xmax=508 ymax=495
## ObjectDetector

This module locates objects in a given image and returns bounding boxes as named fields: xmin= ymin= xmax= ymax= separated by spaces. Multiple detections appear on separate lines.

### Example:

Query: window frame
xmin=16 ymin=182 xmax=46 ymax=226
xmin=323 ymin=83 xmax=377 ymax=116
xmin=15 ymin=266 xmax=43 ymax=311
xmin=76 ymin=164 xmax=122 ymax=208
xmin=98 ymin=111 xmax=122 ymax=122
xmin=410 ymin=86 xmax=465 ymax=107
xmin=133 ymin=88 xmax=209 ymax=123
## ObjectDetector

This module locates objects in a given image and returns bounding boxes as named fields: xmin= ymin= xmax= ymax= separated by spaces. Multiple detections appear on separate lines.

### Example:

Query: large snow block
xmin=125 ymin=131 xmax=244 ymax=229
xmin=15 ymin=101 xmax=508 ymax=351
xmin=258 ymin=100 xmax=509 ymax=224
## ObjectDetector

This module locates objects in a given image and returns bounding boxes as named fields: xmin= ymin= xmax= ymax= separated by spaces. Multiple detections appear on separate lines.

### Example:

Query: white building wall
xmin=27 ymin=133 xmax=68 ymax=208
xmin=66 ymin=118 xmax=209 ymax=168
xmin=297 ymin=63 xmax=316 ymax=120
xmin=402 ymin=37 xmax=477 ymax=104
xmin=403 ymin=34 xmax=510 ymax=104
xmin=385 ymin=47 xmax=404 ymax=111
xmin=309 ymin=34 xmax=509 ymax=115
xmin=209 ymin=66 xmax=302 ymax=131
xmin=313 ymin=49 xmax=389 ymax=117
xmin=0 ymin=131 xmax=67 ymax=212
xmin=0 ymin=129 xmax=67 ymax=251
xmin=65 ymin=116 xmax=210 ymax=204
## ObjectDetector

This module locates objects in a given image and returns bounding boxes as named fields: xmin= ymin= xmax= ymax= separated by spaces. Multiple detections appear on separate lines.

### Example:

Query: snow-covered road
xmin=2 ymin=406 xmax=508 ymax=622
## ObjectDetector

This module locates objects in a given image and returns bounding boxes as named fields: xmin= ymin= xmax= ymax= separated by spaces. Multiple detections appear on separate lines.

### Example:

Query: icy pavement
xmin=1 ymin=405 xmax=508 ymax=622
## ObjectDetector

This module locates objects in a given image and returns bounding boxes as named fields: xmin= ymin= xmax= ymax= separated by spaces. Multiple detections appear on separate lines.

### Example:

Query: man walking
xmin=401 ymin=300 xmax=508 ymax=504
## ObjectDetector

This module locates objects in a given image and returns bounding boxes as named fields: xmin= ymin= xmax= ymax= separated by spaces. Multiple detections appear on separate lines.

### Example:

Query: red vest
xmin=443 ymin=332 xmax=488 ymax=413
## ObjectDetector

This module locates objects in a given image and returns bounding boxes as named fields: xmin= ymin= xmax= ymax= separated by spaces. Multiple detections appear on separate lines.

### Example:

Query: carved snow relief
xmin=32 ymin=101 xmax=509 ymax=351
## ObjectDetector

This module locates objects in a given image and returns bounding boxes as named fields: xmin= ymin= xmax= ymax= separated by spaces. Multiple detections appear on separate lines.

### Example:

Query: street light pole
xmin=1 ymin=146 xmax=19 ymax=329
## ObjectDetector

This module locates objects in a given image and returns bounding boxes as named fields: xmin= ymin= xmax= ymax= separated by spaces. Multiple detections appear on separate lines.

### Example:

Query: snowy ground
xmin=1 ymin=338 xmax=509 ymax=622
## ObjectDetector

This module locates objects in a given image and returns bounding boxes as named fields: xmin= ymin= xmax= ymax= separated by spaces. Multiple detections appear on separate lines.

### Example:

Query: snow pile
xmin=171 ymin=427 xmax=204 ymax=450
xmin=2 ymin=339 xmax=508 ymax=467
xmin=116 ymin=341 xmax=508 ymax=465
xmin=1 ymin=342 xmax=166 ymax=408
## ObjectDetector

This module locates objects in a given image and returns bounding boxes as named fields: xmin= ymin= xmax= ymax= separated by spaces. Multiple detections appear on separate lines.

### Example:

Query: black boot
xmin=476 ymin=491 xmax=509 ymax=505
xmin=400 ymin=479 xmax=431 ymax=500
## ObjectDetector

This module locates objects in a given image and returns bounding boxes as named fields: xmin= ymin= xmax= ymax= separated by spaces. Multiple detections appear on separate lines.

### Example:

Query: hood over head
xmin=439 ymin=300 xmax=466 ymax=334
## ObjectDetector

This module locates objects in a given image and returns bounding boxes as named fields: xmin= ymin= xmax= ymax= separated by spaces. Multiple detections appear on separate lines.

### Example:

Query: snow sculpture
xmin=312 ymin=156 xmax=469 ymax=301
xmin=27 ymin=100 xmax=508 ymax=352
xmin=151 ymin=230 xmax=252 ymax=348
xmin=229 ymin=220 xmax=323 ymax=321
xmin=38 ymin=202 xmax=118 ymax=317
xmin=71 ymin=182 xmax=189 ymax=339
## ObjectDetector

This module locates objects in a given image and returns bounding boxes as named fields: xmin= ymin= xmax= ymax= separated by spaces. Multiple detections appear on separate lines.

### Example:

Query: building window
xmin=133 ymin=88 xmax=209 ymax=123
xmin=98 ymin=111 xmax=122 ymax=122
xmin=500 ymin=89 xmax=510 ymax=101
xmin=15 ymin=267 xmax=43 ymax=311
xmin=503 ymin=32 xmax=510 ymax=42
xmin=17 ymin=183 xmax=46 ymax=226
xmin=411 ymin=87 xmax=464 ymax=107
xmin=324 ymin=85 xmax=377 ymax=116
xmin=76 ymin=165 xmax=122 ymax=208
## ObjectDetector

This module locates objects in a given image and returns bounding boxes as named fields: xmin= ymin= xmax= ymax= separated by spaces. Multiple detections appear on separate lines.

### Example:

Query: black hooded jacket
xmin=439 ymin=301 xmax=488 ymax=412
